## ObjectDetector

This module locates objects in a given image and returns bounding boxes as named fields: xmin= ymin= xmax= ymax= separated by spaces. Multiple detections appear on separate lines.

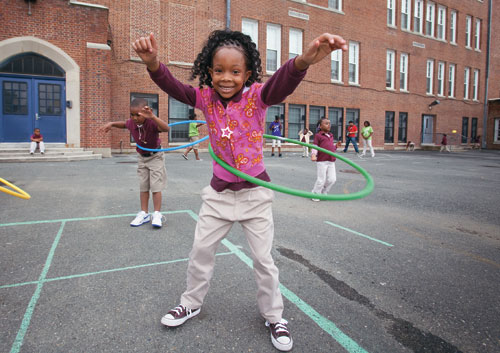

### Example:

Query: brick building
xmin=0 ymin=0 xmax=498 ymax=154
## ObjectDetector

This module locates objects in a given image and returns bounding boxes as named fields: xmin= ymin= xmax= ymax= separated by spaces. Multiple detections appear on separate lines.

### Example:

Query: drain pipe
xmin=482 ymin=0 xmax=492 ymax=149
xmin=226 ymin=0 xmax=231 ymax=29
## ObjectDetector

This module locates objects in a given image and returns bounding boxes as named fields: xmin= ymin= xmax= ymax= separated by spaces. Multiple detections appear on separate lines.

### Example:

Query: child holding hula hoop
xmin=132 ymin=29 xmax=347 ymax=351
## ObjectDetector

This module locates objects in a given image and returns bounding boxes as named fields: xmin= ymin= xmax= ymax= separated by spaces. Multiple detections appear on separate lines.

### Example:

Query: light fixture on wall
xmin=428 ymin=99 xmax=440 ymax=110
xmin=24 ymin=0 xmax=37 ymax=16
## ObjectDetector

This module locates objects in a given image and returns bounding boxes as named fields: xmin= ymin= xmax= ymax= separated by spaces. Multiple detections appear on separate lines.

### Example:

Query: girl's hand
xmin=132 ymin=33 xmax=160 ymax=72
xmin=311 ymin=154 xmax=317 ymax=161
xmin=295 ymin=33 xmax=347 ymax=71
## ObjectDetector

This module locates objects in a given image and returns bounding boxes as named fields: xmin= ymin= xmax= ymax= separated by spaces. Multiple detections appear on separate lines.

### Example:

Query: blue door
xmin=0 ymin=76 xmax=65 ymax=142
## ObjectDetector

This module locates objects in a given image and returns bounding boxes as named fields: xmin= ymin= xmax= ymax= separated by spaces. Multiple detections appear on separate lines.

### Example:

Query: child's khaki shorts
xmin=137 ymin=152 xmax=167 ymax=193
xmin=189 ymin=135 xmax=199 ymax=150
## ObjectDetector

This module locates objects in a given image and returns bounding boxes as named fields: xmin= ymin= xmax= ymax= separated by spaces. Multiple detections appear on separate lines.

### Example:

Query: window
xmin=450 ymin=10 xmax=457 ymax=44
xmin=385 ymin=111 xmax=395 ymax=143
xmin=426 ymin=59 xmax=434 ymax=94
xmin=398 ymin=112 xmax=408 ymax=143
xmin=328 ymin=0 xmax=341 ymax=11
xmin=309 ymin=106 xmax=325 ymax=135
xmin=2 ymin=81 xmax=28 ymax=115
xmin=346 ymin=108 xmax=360 ymax=131
xmin=387 ymin=0 xmax=396 ymax=26
xmin=448 ymin=64 xmax=455 ymax=97
xmin=465 ymin=16 xmax=472 ymax=48
xmin=471 ymin=117 xmax=478 ymax=142
xmin=414 ymin=0 xmax=423 ymax=33
xmin=437 ymin=61 xmax=445 ymax=96
xmin=0 ymin=53 xmax=64 ymax=77
xmin=386 ymin=50 xmax=395 ymax=89
xmin=464 ymin=67 xmax=470 ymax=99
xmin=437 ymin=6 xmax=446 ymax=40
xmin=331 ymin=50 xmax=342 ymax=82
xmin=401 ymin=0 xmax=412 ymax=31
xmin=167 ymin=96 xmax=189 ymax=142
xmin=329 ymin=107 xmax=343 ymax=141
xmin=288 ymin=104 xmax=305 ymax=139
xmin=495 ymin=118 xmax=500 ymax=142
xmin=242 ymin=18 xmax=258 ymax=49
xmin=473 ymin=69 xmax=479 ymax=101
xmin=475 ymin=19 xmax=481 ymax=50
xmin=266 ymin=104 xmax=285 ymax=136
xmin=266 ymin=23 xmax=281 ymax=73
xmin=400 ymin=53 xmax=409 ymax=91
xmin=462 ymin=117 xmax=469 ymax=143
xmin=289 ymin=28 xmax=302 ymax=59
xmin=426 ymin=2 xmax=435 ymax=37
xmin=348 ymin=41 xmax=359 ymax=85
xmin=38 ymin=83 xmax=62 ymax=115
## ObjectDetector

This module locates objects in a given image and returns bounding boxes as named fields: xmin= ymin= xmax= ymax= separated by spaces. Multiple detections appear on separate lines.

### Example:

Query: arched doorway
xmin=0 ymin=53 xmax=66 ymax=142
xmin=0 ymin=36 xmax=81 ymax=147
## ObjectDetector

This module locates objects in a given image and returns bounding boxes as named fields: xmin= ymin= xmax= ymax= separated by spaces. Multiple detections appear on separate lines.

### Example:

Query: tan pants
xmin=180 ymin=185 xmax=284 ymax=323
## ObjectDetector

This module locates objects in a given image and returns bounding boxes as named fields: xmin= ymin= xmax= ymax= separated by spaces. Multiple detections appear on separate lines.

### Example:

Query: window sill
xmin=330 ymin=80 xmax=344 ymax=85
xmin=386 ymin=87 xmax=395 ymax=91
xmin=349 ymin=83 xmax=360 ymax=87
xmin=400 ymin=89 xmax=410 ymax=93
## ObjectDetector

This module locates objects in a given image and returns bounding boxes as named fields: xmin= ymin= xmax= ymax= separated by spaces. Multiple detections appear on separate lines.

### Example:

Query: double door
xmin=0 ymin=75 xmax=66 ymax=142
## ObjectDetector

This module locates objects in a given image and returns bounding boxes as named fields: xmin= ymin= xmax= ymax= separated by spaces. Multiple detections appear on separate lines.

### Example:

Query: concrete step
xmin=0 ymin=148 xmax=88 ymax=154
xmin=1 ymin=150 xmax=94 ymax=156
xmin=0 ymin=154 xmax=102 ymax=163
xmin=0 ymin=143 xmax=66 ymax=148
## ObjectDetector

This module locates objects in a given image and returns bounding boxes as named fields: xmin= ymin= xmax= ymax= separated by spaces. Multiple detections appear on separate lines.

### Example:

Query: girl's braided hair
xmin=190 ymin=29 xmax=262 ymax=88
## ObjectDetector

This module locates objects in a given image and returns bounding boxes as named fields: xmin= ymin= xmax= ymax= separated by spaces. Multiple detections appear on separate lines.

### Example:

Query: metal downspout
xmin=226 ymin=0 xmax=231 ymax=29
xmin=482 ymin=0 xmax=492 ymax=148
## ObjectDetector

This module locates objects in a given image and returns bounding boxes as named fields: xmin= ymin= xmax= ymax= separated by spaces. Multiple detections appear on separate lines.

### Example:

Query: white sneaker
xmin=266 ymin=319 xmax=293 ymax=351
xmin=311 ymin=198 xmax=320 ymax=202
xmin=152 ymin=211 xmax=163 ymax=228
xmin=130 ymin=211 xmax=150 ymax=227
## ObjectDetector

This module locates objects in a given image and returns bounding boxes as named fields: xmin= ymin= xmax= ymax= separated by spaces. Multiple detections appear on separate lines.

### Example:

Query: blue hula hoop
xmin=136 ymin=120 xmax=207 ymax=152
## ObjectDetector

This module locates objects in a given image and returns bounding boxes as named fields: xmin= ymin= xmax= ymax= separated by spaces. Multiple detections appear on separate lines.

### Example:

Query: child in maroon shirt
xmin=311 ymin=117 xmax=337 ymax=201
xmin=30 ymin=128 xmax=45 ymax=155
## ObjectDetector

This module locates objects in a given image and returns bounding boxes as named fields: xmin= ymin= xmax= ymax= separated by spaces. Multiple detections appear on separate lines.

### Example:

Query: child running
xmin=100 ymin=99 xmax=170 ymax=228
xmin=132 ymin=30 xmax=347 ymax=351
xmin=310 ymin=117 xmax=337 ymax=201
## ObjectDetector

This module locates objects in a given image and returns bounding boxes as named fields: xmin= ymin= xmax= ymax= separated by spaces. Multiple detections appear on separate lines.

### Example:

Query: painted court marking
xmin=324 ymin=221 xmax=394 ymax=247
xmin=1 ymin=210 xmax=369 ymax=353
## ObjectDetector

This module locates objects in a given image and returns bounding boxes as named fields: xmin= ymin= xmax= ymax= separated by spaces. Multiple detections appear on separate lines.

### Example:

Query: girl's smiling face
xmin=209 ymin=46 xmax=252 ymax=100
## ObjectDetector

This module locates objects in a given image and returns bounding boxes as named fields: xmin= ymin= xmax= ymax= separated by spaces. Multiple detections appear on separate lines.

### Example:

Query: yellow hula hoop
xmin=0 ymin=178 xmax=31 ymax=200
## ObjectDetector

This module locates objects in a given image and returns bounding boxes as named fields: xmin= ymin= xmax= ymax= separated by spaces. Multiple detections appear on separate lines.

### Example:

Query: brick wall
xmin=1 ymin=0 xmax=496 ymax=151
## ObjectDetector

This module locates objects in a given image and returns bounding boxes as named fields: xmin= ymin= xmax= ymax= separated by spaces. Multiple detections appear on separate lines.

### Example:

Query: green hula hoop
xmin=208 ymin=134 xmax=374 ymax=201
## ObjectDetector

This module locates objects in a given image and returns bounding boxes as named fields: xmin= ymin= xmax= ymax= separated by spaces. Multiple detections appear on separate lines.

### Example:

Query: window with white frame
xmin=473 ymin=69 xmax=479 ymax=100
xmin=400 ymin=53 xmax=408 ymax=91
xmin=348 ymin=41 xmax=359 ymax=84
xmin=387 ymin=0 xmax=396 ymax=27
xmin=495 ymin=118 xmax=500 ymax=142
xmin=242 ymin=18 xmax=259 ymax=49
xmin=426 ymin=59 xmax=434 ymax=94
xmin=448 ymin=64 xmax=455 ymax=97
xmin=464 ymin=67 xmax=470 ymax=99
xmin=289 ymin=28 xmax=302 ymax=59
xmin=328 ymin=0 xmax=341 ymax=11
xmin=450 ymin=10 xmax=457 ymax=44
xmin=437 ymin=61 xmax=445 ymax=96
xmin=437 ymin=6 xmax=446 ymax=40
xmin=266 ymin=23 xmax=281 ymax=73
xmin=331 ymin=49 xmax=342 ymax=82
xmin=386 ymin=50 xmax=395 ymax=89
xmin=401 ymin=0 xmax=412 ymax=30
xmin=475 ymin=19 xmax=481 ymax=50
xmin=414 ymin=0 xmax=423 ymax=33
xmin=465 ymin=16 xmax=472 ymax=48
xmin=426 ymin=2 xmax=436 ymax=37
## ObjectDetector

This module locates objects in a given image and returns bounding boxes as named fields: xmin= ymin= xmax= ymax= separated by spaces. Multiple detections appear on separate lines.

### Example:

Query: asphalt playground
xmin=1 ymin=148 xmax=499 ymax=353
